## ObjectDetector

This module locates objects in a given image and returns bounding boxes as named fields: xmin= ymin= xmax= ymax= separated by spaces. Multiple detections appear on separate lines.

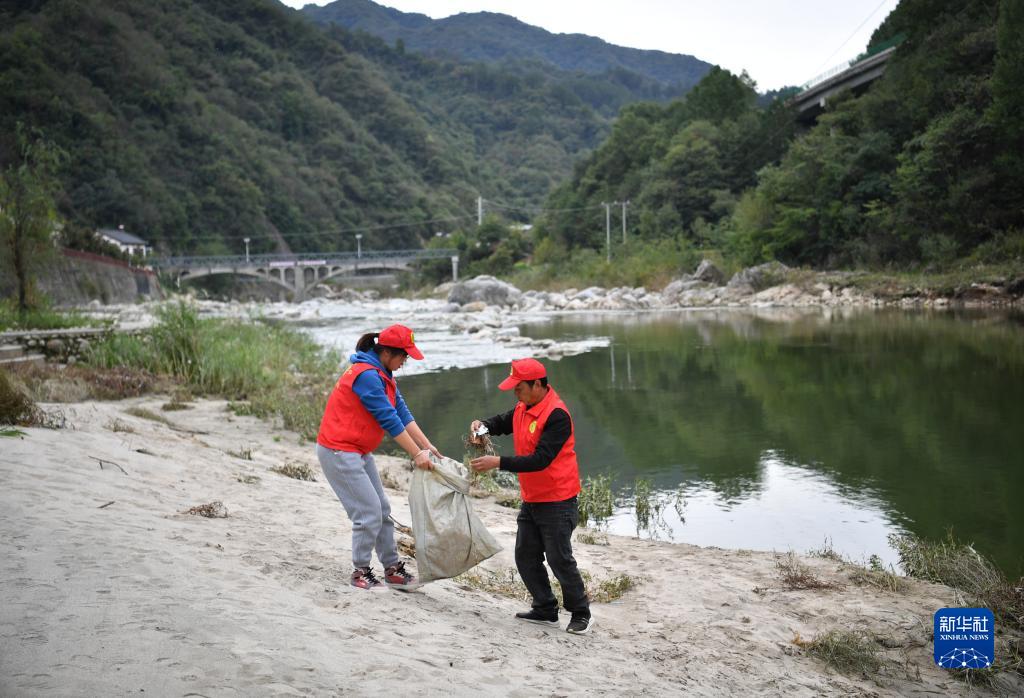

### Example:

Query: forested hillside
xmin=1 ymin=0 xmax=688 ymax=256
xmin=303 ymin=0 xmax=711 ymax=96
xmin=536 ymin=0 xmax=1024 ymax=270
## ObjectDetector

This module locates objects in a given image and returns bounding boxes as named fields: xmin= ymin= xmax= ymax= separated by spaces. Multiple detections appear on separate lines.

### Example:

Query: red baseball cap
xmin=378 ymin=324 xmax=424 ymax=360
xmin=498 ymin=358 xmax=547 ymax=390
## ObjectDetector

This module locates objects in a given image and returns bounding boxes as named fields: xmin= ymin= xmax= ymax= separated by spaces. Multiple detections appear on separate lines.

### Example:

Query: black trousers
xmin=515 ymin=496 xmax=590 ymax=615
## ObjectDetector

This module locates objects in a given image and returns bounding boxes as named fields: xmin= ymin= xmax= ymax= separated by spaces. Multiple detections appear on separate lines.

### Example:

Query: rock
xmin=459 ymin=301 xmax=487 ymax=313
xmin=726 ymin=261 xmax=790 ymax=292
xmin=440 ymin=303 xmax=460 ymax=313
xmin=573 ymin=286 xmax=604 ymax=301
xmin=447 ymin=275 xmax=523 ymax=308
xmin=46 ymin=339 xmax=64 ymax=354
xmin=1007 ymin=276 xmax=1024 ymax=297
xmin=693 ymin=259 xmax=725 ymax=285
xmin=433 ymin=281 xmax=455 ymax=296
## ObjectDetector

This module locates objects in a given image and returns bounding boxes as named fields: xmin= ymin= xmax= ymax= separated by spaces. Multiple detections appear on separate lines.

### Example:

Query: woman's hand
xmin=423 ymin=441 xmax=442 ymax=458
xmin=413 ymin=449 xmax=434 ymax=470
xmin=469 ymin=420 xmax=484 ymax=444
xmin=470 ymin=455 xmax=499 ymax=472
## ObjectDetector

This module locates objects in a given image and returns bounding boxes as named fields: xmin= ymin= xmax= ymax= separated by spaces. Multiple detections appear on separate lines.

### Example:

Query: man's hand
xmin=470 ymin=455 xmax=500 ymax=472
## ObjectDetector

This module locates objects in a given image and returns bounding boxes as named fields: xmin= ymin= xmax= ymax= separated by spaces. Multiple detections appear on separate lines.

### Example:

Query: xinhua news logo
xmin=934 ymin=608 xmax=994 ymax=669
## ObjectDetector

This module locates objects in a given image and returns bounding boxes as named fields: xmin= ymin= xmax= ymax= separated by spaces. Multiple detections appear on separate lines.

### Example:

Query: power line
xmin=165 ymin=214 xmax=478 ymax=244
xmin=812 ymin=0 xmax=892 ymax=75
xmin=483 ymin=199 xmax=605 ymax=213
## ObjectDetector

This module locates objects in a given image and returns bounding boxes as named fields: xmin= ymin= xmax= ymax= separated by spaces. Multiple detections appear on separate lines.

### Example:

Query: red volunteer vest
xmin=513 ymin=387 xmax=581 ymax=503
xmin=317 ymin=363 xmax=397 ymax=454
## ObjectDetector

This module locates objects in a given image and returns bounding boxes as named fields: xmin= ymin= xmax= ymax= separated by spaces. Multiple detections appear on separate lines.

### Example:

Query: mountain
xmin=535 ymin=0 xmax=1024 ymax=271
xmin=302 ymin=0 xmax=712 ymax=94
xmin=0 ymin=0 xmax=660 ymax=256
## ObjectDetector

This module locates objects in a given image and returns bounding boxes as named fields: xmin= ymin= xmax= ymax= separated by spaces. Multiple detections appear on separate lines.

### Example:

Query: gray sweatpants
xmin=316 ymin=444 xmax=399 ymax=570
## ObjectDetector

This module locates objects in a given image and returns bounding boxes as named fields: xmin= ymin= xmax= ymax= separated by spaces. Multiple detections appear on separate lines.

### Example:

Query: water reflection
xmin=606 ymin=452 xmax=905 ymax=568
xmin=400 ymin=308 xmax=1024 ymax=577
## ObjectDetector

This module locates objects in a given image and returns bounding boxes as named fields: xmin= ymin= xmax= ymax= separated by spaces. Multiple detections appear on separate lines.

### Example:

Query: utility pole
xmin=243 ymin=237 xmax=250 ymax=263
xmin=621 ymin=201 xmax=629 ymax=244
xmin=477 ymin=196 xmax=483 ymax=226
xmin=602 ymin=202 xmax=613 ymax=263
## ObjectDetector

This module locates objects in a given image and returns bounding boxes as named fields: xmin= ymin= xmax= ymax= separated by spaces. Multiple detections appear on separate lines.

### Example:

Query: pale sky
xmin=283 ymin=0 xmax=899 ymax=91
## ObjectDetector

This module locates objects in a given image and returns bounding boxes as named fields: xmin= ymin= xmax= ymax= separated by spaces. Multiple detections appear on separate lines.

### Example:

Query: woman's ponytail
xmin=355 ymin=332 xmax=380 ymax=353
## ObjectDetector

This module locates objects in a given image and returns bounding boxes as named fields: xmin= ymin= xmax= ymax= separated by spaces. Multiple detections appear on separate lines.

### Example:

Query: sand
xmin=1 ymin=397 xmax=1012 ymax=696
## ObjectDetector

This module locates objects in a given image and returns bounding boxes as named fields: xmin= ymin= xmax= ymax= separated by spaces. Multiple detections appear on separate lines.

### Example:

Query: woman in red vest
xmin=469 ymin=358 xmax=592 ymax=634
xmin=317 ymin=324 xmax=439 ymax=591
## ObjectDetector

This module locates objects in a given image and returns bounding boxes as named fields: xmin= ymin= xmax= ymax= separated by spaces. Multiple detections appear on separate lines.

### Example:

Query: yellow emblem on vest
xmin=529 ymin=420 xmax=538 ymax=434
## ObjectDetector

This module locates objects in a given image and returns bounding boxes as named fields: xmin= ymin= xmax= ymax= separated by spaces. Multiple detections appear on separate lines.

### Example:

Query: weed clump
xmin=795 ymin=630 xmax=884 ymax=677
xmin=161 ymin=401 xmax=191 ymax=411
xmin=776 ymin=552 xmax=843 ymax=591
xmin=228 ymin=447 xmax=253 ymax=461
xmin=123 ymin=406 xmax=172 ymax=425
xmin=184 ymin=501 xmax=228 ymax=518
xmin=576 ymin=531 xmax=610 ymax=546
xmin=891 ymin=532 xmax=1023 ymax=632
xmin=105 ymin=418 xmax=134 ymax=433
xmin=848 ymin=555 xmax=908 ymax=593
xmin=272 ymin=461 xmax=316 ymax=481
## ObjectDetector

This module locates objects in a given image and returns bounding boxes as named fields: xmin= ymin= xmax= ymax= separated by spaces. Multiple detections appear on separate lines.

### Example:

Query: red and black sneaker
xmin=383 ymin=561 xmax=420 ymax=591
xmin=351 ymin=566 xmax=385 ymax=590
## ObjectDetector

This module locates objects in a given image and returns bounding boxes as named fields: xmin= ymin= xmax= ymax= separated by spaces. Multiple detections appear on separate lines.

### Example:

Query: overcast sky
xmin=282 ymin=0 xmax=899 ymax=90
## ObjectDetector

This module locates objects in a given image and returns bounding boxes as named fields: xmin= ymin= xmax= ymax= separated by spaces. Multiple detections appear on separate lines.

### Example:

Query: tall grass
xmin=890 ymin=532 xmax=1023 ymax=632
xmin=86 ymin=301 xmax=340 ymax=439
xmin=0 ymin=298 xmax=105 ymax=331
xmin=578 ymin=474 xmax=615 ymax=528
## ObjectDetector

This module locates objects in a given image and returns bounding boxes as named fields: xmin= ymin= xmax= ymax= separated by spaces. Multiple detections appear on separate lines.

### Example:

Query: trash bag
xmin=409 ymin=455 xmax=502 ymax=583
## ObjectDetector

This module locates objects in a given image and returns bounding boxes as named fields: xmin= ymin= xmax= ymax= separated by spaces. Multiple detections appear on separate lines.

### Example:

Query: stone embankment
xmin=0 ymin=327 xmax=118 ymax=365
xmin=442 ymin=263 xmax=1024 ymax=313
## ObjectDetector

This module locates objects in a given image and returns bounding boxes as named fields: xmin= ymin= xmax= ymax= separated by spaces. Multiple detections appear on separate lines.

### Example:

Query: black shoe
xmin=515 ymin=608 xmax=559 ymax=626
xmin=566 ymin=612 xmax=593 ymax=635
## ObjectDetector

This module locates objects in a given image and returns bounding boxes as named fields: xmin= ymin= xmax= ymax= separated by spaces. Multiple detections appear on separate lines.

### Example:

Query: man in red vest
xmin=469 ymin=358 xmax=592 ymax=634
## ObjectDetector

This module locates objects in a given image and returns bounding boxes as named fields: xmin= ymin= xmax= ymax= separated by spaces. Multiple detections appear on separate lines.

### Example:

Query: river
xmin=308 ymin=306 xmax=1024 ymax=577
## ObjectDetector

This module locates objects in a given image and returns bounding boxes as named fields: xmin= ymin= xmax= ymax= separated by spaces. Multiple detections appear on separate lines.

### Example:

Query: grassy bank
xmin=0 ymin=299 xmax=107 ymax=331
xmin=84 ymin=301 xmax=340 ymax=440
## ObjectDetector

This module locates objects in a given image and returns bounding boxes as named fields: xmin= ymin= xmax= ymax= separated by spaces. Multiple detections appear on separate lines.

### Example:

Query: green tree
xmin=0 ymin=126 xmax=63 ymax=311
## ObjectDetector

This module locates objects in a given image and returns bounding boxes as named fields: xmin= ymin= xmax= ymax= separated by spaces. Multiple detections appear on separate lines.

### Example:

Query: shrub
xmin=578 ymin=474 xmax=614 ymax=528
xmin=0 ymin=368 xmax=39 ymax=425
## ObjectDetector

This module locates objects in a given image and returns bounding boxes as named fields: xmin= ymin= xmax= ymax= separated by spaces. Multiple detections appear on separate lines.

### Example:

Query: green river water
xmin=398 ymin=308 xmax=1024 ymax=578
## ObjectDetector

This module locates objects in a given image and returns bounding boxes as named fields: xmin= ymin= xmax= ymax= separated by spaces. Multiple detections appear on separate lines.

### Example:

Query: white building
xmin=97 ymin=225 xmax=149 ymax=257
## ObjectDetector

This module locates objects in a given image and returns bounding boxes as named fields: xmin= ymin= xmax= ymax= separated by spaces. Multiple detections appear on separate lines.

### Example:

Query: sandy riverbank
xmin=2 ymin=396 xmax=1013 ymax=696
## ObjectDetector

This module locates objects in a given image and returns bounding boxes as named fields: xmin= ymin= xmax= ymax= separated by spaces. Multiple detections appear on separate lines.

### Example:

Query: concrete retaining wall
xmin=1 ymin=248 xmax=164 ymax=307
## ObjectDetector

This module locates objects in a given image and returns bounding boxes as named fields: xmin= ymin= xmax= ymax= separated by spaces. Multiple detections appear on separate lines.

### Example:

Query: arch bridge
xmin=151 ymin=249 xmax=459 ymax=301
